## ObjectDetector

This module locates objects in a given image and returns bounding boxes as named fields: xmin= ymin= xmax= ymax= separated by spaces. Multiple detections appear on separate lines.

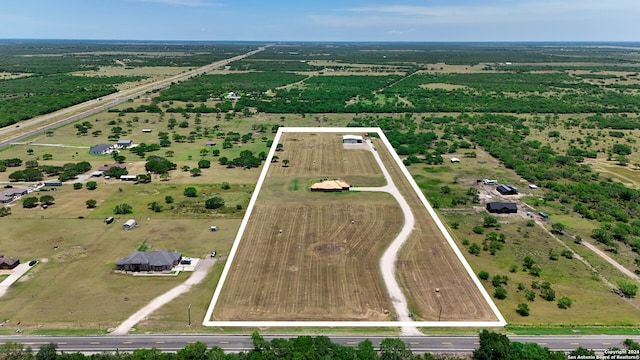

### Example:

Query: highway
xmin=0 ymin=334 xmax=637 ymax=354
xmin=0 ymin=45 xmax=269 ymax=148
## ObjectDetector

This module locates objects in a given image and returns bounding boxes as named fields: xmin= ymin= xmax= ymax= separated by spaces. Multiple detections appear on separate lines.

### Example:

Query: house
xmin=98 ymin=163 xmax=126 ymax=171
xmin=450 ymin=157 xmax=460 ymax=163
xmin=0 ymin=187 xmax=28 ymax=204
xmin=310 ymin=179 xmax=351 ymax=192
xmin=0 ymin=256 xmax=20 ymax=270
xmin=123 ymin=219 xmax=137 ymax=230
xmin=89 ymin=144 xmax=114 ymax=155
xmin=342 ymin=135 xmax=364 ymax=144
xmin=117 ymin=140 xmax=133 ymax=149
xmin=225 ymin=92 xmax=241 ymax=100
xmin=497 ymin=185 xmax=519 ymax=195
xmin=486 ymin=202 xmax=518 ymax=214
xmin=115 ymin=250 xmax=182 ymax=272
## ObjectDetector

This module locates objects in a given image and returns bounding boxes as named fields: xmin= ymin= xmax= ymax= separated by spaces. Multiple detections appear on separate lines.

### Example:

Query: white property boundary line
xmin=203 ymin=127 xmax=506 ymax=328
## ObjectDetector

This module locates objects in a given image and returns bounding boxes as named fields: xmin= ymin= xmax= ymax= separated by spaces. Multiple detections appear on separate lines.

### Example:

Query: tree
xmin=184 ymin=187 xmax=198 ymax=197
xmin=36 ymin=343 xmax=57 ymax=360
xmin=219 ymin=156 xmax=228 ymax=165
xmin=378 ymin=338 xmax=413 ymax=360
xmin=540 ymin=287 xmax=556 ymax=301
xmin=516 ymin=303 xmax=530 ymax=316
xmin=86 ymin=181 xmax=97 ymax=190
xmin=478 ymin=271 xmax=490 ymax=280
xmin=473 ymin=330 xmax=511 ymax=360
xmin=205 ymin=197 xmax=225 ymax=209
xmin=0 ymin=207 xmax=11 ymax=217
xmin=148 ymin=201 xmax=163 ymax=212
xmin=483 ymin=213 xmax=498 ymax=228
xmin=282 ymin=159 xmax=290 ymax=167
xmin=221 ymin=182 xmax=230 ymax=190
xmin=25 ymin=159 xmax=38 ymax=168
xmin=617 ymin=279 xmax=638 ymax=298
xmin=73 ymin=182 xmax=83 ymax=190
xmin=22 ymin=196 xmax=39 ymax=208
xmin=190 ymin=168 xmax=202 ymax=177
xmin=86 ymin=199 xmax=97 ymax=208
xmin=114 ymin=203 xmax=133 ymax=214
xmin=40 ymin=195 xmax=55 ymax=205
xmin=198 ymin=159 xmax=211 ymax=168
xmin=469 ymin=242 xmax=481 ymax=255
xmin=165 ymin=195 xmax=174 ymax=204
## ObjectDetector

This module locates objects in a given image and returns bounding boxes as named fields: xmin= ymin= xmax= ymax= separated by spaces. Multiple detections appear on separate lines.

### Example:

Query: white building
xmin=342 ymin=134 xmax=364 ymax=144
xmin=123 ymin=219 xmax=137 ymax=230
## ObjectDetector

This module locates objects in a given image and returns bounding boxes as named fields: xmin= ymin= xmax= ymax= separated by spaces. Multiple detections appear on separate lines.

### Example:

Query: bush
xmin=540 ymin=287 xmax=556 ymax=301
xmin=529 ymin=266 xmax=542 ymax=277
xmin=494 ymin=286 xmax=507 ymax=300
xmin=114 ymin=203 xmax=133 ymax=214
xmin=472 ymin=225 xmax=485 ymax=234
xmin=205 ymin=197 xmax=225 ymax=209
xmin=516 ymin=303 xmax=530 ymax=316
xmin=469 ymin=242 xmax=481 ymax=255
xmin=73 ymin=183 xmax=83 ymax=190
xmin=86 ymin=199 xmax=97 ymax=208
xmin=525 ymin=290 xmax=536 ymax=301
xmin=184 ymin=187 xmax=198 ymax=197
xmin=221 ymin=182 xmax=231 ymax=190
xmin=165 ymin=195 xmax=174 ymax=204
xmin=557 ymin=296 xmax=573 ymax=309
xmin=617 ymin=279 xmax=638 ymax=298
xmin=561 ymin=249 xmax=574 ymax=259
xmin=86 ymin=181 xmax=98 ymax=190
xmin=22 ymin=196 xmax=39 ymax=208
xmin=478 ymin=271 xmax=490 ymax=280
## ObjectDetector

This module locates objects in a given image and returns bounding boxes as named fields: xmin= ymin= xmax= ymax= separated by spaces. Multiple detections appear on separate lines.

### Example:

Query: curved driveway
xmin=351 ymin=139 xmax=420 ymax=336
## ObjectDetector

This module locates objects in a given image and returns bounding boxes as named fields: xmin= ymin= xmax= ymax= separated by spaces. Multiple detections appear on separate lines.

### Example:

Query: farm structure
xmin=486 ymin=202 xmax=518 ymax=214
xmin=117 ymin=140 xmax=133 ymax=149
xmin=115 ymin=251 xmax=181 ymax=272
xmin=309 ymin=179 xmax=350 ymax=192
xmin=496 ymin=185 xmax=518 ymax=195
xmin=206 ymin=128 xmax=503 ymax=327
xmin=342 ymin=134 xmax=364 ymax=144
xmin=0 ymin=256 xmax=20 ymax=270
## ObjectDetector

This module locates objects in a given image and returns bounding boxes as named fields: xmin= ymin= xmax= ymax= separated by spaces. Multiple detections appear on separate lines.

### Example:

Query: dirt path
xmin=110 ymin=258 xmax=216 ymax=335
xmin=351 ymin=139 xmax=421 ymax=336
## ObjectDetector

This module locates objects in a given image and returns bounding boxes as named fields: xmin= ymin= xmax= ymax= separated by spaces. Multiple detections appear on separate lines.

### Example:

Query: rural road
xmin=351 ymin=139 xmax=420 ymax=336
xmin=110 ymin=258 xmax=216 ymax=335
xmin=0 ymin=334 xmax=636 ymax=354
xmin=0 ymin=45 xmax=269 ymax=148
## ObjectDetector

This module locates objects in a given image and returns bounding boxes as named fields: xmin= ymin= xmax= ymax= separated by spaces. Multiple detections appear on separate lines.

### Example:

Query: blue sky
xmin=1 ymin=0 xmax=638 ymax=42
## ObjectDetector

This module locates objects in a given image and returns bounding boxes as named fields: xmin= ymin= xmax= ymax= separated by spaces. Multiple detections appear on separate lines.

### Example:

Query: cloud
xmin=129 ymin=0 xmax=221 ymax=7
xmin=309 ymin=0 xmax=640 ymax=28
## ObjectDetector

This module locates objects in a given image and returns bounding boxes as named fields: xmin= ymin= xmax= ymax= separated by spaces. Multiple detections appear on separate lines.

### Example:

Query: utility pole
xmin=188 ymin=304 xmax=191 ymax=326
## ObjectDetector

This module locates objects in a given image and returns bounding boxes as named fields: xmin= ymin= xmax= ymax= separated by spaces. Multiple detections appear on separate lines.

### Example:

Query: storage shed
xmin=342 ymin=135 xmax=364 ymax=144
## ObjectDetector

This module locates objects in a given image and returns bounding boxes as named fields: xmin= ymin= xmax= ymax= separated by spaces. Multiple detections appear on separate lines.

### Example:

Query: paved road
xmin=0 ymin=45 xmax=269 ymax=148
xmin=0 ymin=334 xmax=637 ymax=354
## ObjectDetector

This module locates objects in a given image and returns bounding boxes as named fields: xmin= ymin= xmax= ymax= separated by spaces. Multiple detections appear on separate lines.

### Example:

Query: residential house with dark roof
xmin=115 ymin=251 xmax=182 ymax=272
xmin=89 ymin=144 xmax=114 ymax=155
xmin=486 ymin=202 xmax=518 ymax=214
xmin=0 ymin=256 xmax=20 ymax=270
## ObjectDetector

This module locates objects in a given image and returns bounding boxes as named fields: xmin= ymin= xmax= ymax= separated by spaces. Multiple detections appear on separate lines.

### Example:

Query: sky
xmin=1 ymin=0 xmax=639 ymax=42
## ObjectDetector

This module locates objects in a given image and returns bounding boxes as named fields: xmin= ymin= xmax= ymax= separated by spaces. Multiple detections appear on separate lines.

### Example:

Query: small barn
xmin=310 ymin=179 xmax=351 ymax=192
xmin=486 ymin=202 xmax=518 ymax=214
xmin=0 ymin=256 xmax=20 ymax=270
xmin=117 ymin=140 xmax=134 ymax=149
xmin=115 ymin=250 xmax=182 ymax=272
xmin=497 ymin=185 xmax=519 ymax=195
xmin=123 ymin=219 xmax=137 ymax=230
xmin=342 ymin=135 xmax=364 ymax=144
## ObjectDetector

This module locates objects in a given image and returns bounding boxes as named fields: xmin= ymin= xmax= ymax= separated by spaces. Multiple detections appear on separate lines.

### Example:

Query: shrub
xmin=478 ymin=271 xmax=490 ymax=280
xmin=221 ymin=182 xmax=231 ymax=190
xmin=472 ymin=226 xmax=485 ymax=234
xmin=494 ymin=286 xmax=507 ymax=300
xmin=205 ymin=197 xmax=225 ymax=209
xmin=469 ymin=242 xmax=481 ymax=255
xmin=86 ymin=199 xmax=97 ymax=208
xmin=529 ymin=266 xmax=542 ymax=277
xmin=617 ymin=279 xmax=638 ymax=298
xmin=86 ymin=181 xmax=98 ymax=190
xmin=73 ymin=183 xmax=83 ymax=190
xmin=540 ymin=287 xmax=556 ymax=301
xmin=557 ymin=296 xmax=573 ymax=309
xmin=516 ymin=303 xmax=530 ymax=316
xmin=184 ymin=187 xmax=198 ymax=197
xmin=525 ymin=290 xmax=536 ymax=301
xmin=114 ymin=203 xmax=133 ymax=214
xmin=165 ymin=195 xmax=174 ymax=204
